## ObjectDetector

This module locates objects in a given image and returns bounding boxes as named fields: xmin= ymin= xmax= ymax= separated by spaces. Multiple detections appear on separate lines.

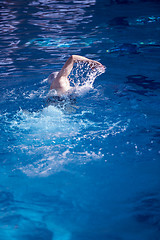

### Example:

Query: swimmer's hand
xmin=89 ymin=60 xmax=106 ymax=72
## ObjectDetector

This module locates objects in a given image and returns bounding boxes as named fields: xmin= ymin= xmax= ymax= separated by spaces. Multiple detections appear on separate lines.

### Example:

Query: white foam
xmin=11 ymin=105 xmax=79 ymax=134
xmin=8 ymin=103 xmax=130 ymax=177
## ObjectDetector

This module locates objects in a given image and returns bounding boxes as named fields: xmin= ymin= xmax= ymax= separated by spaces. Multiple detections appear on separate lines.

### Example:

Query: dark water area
xmin=0 ymin=0 xmax=160 ymax=239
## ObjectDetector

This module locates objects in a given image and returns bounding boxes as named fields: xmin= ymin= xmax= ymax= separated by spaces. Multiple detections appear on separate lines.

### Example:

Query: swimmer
xmin=48 ymin=55 xmax=105 ymax=96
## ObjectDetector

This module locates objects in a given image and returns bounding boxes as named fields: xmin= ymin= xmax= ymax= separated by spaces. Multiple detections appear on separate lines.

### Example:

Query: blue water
xmin=0 ymin=0 xmax=160 ymax=239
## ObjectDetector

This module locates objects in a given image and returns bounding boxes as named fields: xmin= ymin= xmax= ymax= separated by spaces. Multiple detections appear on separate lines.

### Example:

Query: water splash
xmin=6 ymin=104 xmax=129 ymax=177
xmin=67 ymin=61 xmax=105 ymax=96
xmin=10 ymin=106 xmax=79 ymax=135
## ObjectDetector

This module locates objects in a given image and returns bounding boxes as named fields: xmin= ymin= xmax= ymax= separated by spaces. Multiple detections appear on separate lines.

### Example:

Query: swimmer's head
xmin=47 ymin=71 xmax=59 ymax=85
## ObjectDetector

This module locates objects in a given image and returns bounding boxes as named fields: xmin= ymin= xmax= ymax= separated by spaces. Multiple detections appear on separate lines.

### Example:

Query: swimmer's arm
xmin=50 ymin=56 xmax=75 ymax=91
xmin=56 ymin=55 xmax=74 ymax=79
xmin=57 ymin=55 xmax=105 ymax=79
xmin=72 ymin=55 xmax=105 ymax=70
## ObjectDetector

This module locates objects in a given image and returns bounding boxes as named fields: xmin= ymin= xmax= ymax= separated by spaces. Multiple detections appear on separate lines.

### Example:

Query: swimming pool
xmin=0 ymin=0 xmax=160 ymax=239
